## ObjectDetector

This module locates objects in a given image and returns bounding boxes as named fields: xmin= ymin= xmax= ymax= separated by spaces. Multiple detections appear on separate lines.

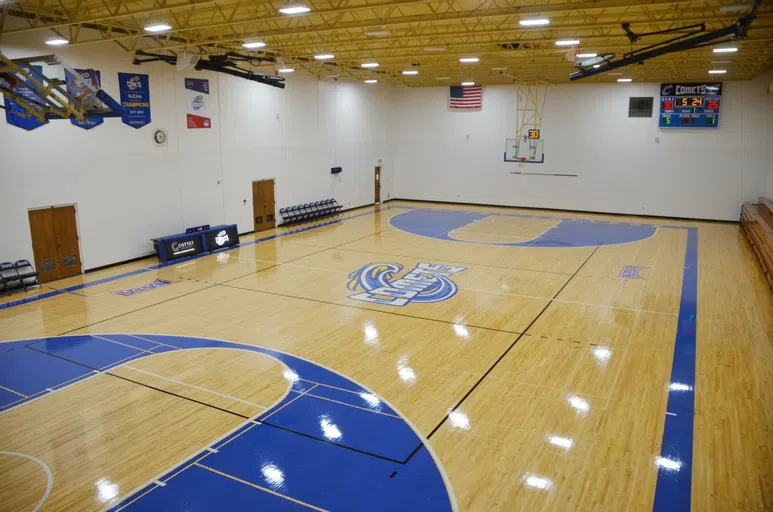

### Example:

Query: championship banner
xmin=185 ymin=78 xmax=211 ymax=129
xmin=65 ymin=68 xmax=103 ymax=130
xmin=118 ymin=73 xmax=151 ymax=129
xmin=3 ymin=65 xmax=46 ymax=131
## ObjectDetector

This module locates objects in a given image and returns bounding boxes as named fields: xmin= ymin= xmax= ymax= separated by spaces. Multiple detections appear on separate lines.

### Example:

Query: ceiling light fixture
xmin=364 ymin=79 xmax=378 ymax=84
xmin=365 ymin=27 xmax=390 ymax=36
xmin=719 ymin=3 xmax=754 ymax=12
xmin=593 ymin=64 xmax=601 ymax=68
xmin=436 ymin=77 xmax=450 ymax=80
xmin=555 ymin=39 xmax=580 ymax=46
xmin=423 ymin=47 xmax=447 ymax=51
xmin=519 ymin=17 xmax=550 ymax=26
xmin=617 ymin=78 xmax=633 ymax=82
xmin=461 ymin=81 xmax=475 ymax=86
xmin=709 ymin=69 xmax=727 ymax=74
xmin=361 ymin=62 xmax=379 ymax=68
xmin=402 ymin=70 xmax=419 ymax=75
xmin=144 ymin=22 xmax=172 ymax=32
xmin=278 ymin=68 xmax=294 ymax=73
xmin=491 ymin=67 xmax=508 ymax=71
xmin=242 ymin=41 xmax=266 ymax=49
xmin=713 ymin=47 xmax=738 ymax=53
xmin=459 ymin=57 xmax=480 ymax=63
xmin=45 ymin=37 xmax=69 ymax=45
xmin=314 ymin=54 xmax=334 ymax=60
xmin=576 ymin=53 xmax=597 ymax=58
xmin=279 ymin=3 xmax=311 ymax=14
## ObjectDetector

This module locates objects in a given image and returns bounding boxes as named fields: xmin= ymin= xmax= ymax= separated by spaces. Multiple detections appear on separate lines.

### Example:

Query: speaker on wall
xmin=331 ymin=167 xmax=342 ymax=174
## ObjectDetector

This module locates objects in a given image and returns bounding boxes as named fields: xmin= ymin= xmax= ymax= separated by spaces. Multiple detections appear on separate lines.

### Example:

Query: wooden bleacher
xmin=741 ymin=197 xmax=773 ymax=289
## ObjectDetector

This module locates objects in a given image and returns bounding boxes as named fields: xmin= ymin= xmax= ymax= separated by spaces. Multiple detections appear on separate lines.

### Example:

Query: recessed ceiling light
xmin=555 ymin=39 xmax=580 ymax=46
xmin=364 ymin=79 xmax=378 ymax=84
xmin=144 ymin=23 xmax=172 ymax=32
xmin=617 ymin=78 xmax=632 ymax=82
xmin=719 ymin=3 xmax=753 ymax=12
xmin=314 ymin=54 xmax=334 ymax=60
xmin=361 ymin=62 xmax=379 ymax=68
xmin=242 ymin=41 xmax=266 ymax=49
xmin=436 ymin=77 xmax=450 ymax=80
xmin=713 ymin=47 xmax=738 ymax=53
xmin=45 ymin=37 xmax=69 ymax=45
xmin=278 ymin=68 xmax=294 ymax=73
xmin=709 ymin=69 xmax=727 ymax=74
xmin=576 ymin=53 xmax=597 ymax=58
xmin=423 ymin=47 xmax=447 ymax=51
xmin=461 ymin=81 xmax=475 ymax=86
xmin=279 ymin=3 xmax=311 ymax=14
xmin=519 ymin=18 xmax=550 ymax=26
xmin=364 ymin=27 xmax=390 ymax=36
xmin=593 ymin=64 xmax=601 ymax=68
xmin=402 ymin=70 xmax=419 ymax=75
xmin=459 ymin=57 xmax=480 ymax=63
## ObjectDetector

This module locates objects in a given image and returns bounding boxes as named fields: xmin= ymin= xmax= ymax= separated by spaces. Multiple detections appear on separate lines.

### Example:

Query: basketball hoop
xmin=564 ymin=47 xmax=580 ymax=64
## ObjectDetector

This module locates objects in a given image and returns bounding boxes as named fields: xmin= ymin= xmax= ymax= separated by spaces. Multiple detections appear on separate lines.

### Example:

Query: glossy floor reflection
xmin=1 ymin=202 xmax=772 ymax=511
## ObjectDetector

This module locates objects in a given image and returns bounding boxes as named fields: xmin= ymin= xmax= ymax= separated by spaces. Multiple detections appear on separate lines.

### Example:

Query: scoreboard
xmin=659 ymin=82 xmax=722 ymax=128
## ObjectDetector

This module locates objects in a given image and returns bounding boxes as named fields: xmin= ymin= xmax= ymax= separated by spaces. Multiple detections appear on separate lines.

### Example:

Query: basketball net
xmin=564 ymin=47 xmax=580 ymax=64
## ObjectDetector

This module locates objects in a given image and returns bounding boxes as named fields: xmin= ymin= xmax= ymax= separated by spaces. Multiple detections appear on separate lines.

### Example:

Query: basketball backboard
xmin=504 ymin=137 xmax=545 ymax=163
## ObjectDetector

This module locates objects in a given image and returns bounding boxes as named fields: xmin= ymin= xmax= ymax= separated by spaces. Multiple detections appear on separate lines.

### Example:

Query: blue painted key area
xmin=390 ymin=208 xmax=657 ymax=247
xmin=0 ymin=334 xmax=454 ymax=511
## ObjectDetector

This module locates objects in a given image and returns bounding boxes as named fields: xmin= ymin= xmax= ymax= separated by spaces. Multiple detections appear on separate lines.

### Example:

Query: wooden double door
xmin=28 ymin=205 xmax=82 ymax=282
xmin=252 ymin=179 xmax=276 ymax=232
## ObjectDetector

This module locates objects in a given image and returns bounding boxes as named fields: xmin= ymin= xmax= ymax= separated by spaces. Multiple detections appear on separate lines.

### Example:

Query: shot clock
xmin=659 ymin=82 xmax=722 ymax=128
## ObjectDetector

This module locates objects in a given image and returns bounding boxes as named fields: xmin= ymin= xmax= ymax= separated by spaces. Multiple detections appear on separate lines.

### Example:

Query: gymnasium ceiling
xmin=1 ymin=0 xmax=773 ymax=85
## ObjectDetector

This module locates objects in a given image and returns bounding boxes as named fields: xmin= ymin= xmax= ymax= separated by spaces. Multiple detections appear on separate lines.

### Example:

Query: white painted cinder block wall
xmin=0 ymin=25 xmax=770 ymax=270
xmin=390 ymin=75 xmax=772 ymax=221
xmin=0 ymin=35 xmax=390 ymax=269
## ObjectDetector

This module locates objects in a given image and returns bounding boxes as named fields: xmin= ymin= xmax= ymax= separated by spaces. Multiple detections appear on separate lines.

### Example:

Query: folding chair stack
xmin=1 ymin=260 xmax=40 ymax=294
xmin=279 ymin=199 xmax=343 ymax=226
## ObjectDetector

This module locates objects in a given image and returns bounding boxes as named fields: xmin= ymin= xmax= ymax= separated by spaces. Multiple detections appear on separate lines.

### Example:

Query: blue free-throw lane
xmin=0 ymin=334 xmax=454 ymax=511
xmin=389 ymin=208 xmax=658 ymax=247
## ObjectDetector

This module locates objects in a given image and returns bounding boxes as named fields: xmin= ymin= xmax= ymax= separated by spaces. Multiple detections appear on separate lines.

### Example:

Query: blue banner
xmin=65 ymin=68 xmax=104 ymax=130
xmin=118 ymin=73 xmax=151 ymax=129
xmin=3 ymin=65 xmax=46 ymax=131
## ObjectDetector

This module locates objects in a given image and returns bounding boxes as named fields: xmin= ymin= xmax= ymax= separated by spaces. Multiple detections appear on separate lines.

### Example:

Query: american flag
xmin=449 ymin=85 xmax=482 ymax=110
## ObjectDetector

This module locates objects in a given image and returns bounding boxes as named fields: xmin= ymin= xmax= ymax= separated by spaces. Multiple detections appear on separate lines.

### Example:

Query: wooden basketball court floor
xmin=1 ymin=201 xmax=772 ymax=511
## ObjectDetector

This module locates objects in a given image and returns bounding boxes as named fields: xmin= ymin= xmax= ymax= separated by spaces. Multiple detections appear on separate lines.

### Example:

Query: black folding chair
xmin=1 ymin=262 xmax=21 ymax=294
xmin=15 ymin=260 xmax=40 ymax=290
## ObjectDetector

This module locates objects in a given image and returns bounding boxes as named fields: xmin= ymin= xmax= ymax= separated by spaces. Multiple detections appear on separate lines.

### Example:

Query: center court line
xmin=402 ymin=245 xmax=602 ymax=463
xmin=221 ymin=283 xmax=525 ymax=336
xmin=230 ymin=253 xmax=672 ymax=315
xmin=194 ymin=463 xmax=328 ymax=511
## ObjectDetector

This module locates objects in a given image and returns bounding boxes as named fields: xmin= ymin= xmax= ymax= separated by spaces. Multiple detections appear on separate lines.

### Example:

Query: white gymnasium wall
xmin=390 ymin=76 xmax=772 ymax=220
xmin=0 ymin=33 xmax=389 ymax=270
xmin=767 ymin=74 xmax=773 ymax=199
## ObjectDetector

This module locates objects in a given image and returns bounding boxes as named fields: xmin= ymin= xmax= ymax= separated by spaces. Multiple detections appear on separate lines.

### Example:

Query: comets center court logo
xmin=347 ymin=262 xmax=466 ymax=307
